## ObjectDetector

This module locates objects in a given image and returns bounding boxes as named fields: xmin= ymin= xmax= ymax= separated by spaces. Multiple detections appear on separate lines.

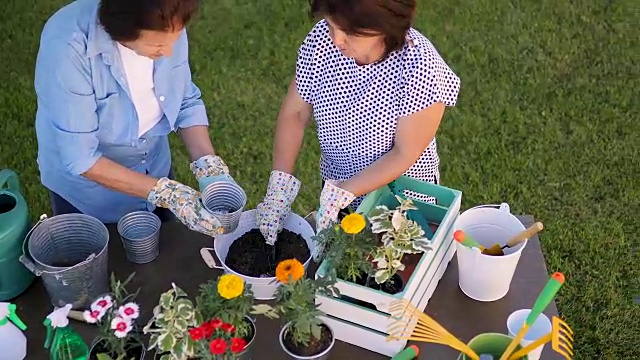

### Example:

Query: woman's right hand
xmin=147 ymin=177 xmax=223 ymax=237
xmin=256 ymin=170 xmax=301 ymax=245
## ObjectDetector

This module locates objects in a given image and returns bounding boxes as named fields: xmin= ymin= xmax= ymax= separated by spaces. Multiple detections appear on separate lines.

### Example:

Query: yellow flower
xmin=275 ymin=259 xmax=305 ymax=284
xmin=340 ymin=213 xmax=366 ymax=234
xmin=217 ymin=274 xmax=244 ymax=299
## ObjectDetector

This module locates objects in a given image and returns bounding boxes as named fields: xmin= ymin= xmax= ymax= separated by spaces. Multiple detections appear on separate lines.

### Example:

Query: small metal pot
xmin=279 ymin=320 xmax=335 ymax=360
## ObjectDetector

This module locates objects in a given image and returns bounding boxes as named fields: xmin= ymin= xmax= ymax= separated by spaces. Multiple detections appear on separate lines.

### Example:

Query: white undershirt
xmin=116 ymin=43 xmax=164 ymax=137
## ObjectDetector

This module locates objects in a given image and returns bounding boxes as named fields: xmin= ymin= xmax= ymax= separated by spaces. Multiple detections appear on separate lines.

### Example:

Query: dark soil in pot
xmin=89 ymin=338 xmax=145 ymax=360
xmin=226 ymin=228 xmax=310 ymax=277
xmin=366 ymin=273 xmax=405 ymax=294
xmin=283 ymin=323 xmax=333 ymax=357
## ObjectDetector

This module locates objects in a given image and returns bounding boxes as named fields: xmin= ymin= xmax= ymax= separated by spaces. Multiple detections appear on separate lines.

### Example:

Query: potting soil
xmin=283 ymin=323 xmax=333 ymax=357
xmin=225 ymin=229 xmax=310 ymax=277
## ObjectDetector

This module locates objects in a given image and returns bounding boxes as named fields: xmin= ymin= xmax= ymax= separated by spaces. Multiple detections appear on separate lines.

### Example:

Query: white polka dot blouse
xmin=295 ymin=20 xmax=461 ymax=207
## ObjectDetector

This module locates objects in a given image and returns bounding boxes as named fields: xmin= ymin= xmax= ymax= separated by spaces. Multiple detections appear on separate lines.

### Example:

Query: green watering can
xmin=0 ymin=169 xmax=35 ymax=300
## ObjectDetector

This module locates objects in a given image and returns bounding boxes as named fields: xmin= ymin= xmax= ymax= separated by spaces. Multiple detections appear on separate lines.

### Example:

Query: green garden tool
xmin=499 ymin=272 xmax=566 ymax=360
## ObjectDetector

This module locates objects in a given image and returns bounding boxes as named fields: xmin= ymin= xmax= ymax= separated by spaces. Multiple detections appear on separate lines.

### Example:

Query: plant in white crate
xmin=312 ymin=176 xmax=462 ymax=357
xmin=313 ymin=213 xmax=377 ymax=285
xmin=368 ymin=195 xmax=432 ymax=285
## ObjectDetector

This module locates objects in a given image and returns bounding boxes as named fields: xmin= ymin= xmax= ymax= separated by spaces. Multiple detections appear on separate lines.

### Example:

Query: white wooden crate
xmin=318 ymin=238 xmax=456 ymax=357
xmin=316 ymin=222 xmax=456 ymax=333
xmin=315 ymin=193 xmax=460 ymax=313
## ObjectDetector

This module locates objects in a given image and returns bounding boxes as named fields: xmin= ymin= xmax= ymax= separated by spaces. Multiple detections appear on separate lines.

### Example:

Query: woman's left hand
xmin=190 ymin=154 xmax=235 ymax=192
xmin=315 ymin=180 xmax=356 ymax=232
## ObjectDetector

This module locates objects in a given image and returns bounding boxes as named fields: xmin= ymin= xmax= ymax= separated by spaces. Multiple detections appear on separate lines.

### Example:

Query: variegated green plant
xmin=368 ymin=195 xmax=432 ymax=284
xmin=143 ymin=283 xmax=203 ymax=360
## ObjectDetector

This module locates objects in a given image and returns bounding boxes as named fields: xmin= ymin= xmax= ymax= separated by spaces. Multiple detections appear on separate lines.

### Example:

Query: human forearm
xmin=272 ymin=114 xmax=307 ymax=174
xmin=272 ymin=79 xmax=312 ymax=174
xmin=82 ymin=157 xmax=159 ymax=199
xmin=339 ymin=149 xmax=416 ymax=197
xmin=178 ymin=125 xmax=215 ymax=161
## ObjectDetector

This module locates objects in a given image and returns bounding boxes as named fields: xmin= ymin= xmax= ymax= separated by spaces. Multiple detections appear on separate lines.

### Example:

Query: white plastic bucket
xmin=200 ymin=209 xmax=315 ymax=300
xmin=454 ymin=203 xmax=527 ymax=302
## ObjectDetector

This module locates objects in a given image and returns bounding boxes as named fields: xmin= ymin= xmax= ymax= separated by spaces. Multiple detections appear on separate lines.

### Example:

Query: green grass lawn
xmin=0 ymin=0 xmax=637 ymax=358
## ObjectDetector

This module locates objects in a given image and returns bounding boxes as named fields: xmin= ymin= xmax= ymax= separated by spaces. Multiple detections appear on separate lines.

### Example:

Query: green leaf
xmin=311 ymin=323 xmax=322 ymax=340
xmin=374 ymin=270 xmax=390 ymax=284
xmin=174 ymin=317 xmax=188 ymax=332
xmin=175 ymin=299 xmax=193 ymax=318
xmin=158 ymin=332 xmax=176 ymax=351
xmin=159 ymin=355 xmax=172 ymax=360
xmin=96 ymin=354 xmax=113 ymax=360
xmin=148 ymin=334 xmax=160 ymax=350
xmin=173 ymin=341 xmax=185 ymax=359
xmin=412 ymin=240 xmax=432 ymax=252
xmin=171 ymin=283 xmax=188 ymax=297
xmin=159 ymin=292 xmax=174 ymax=309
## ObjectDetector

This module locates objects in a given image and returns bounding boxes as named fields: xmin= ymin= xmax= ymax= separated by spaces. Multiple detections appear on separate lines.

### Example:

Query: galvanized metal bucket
xmin=201 ymin=181 xmax=246 ymax=234
xmin=117 ymin=211 xmax=161 ymax=264
xmin=19 ymin=213 xmax=109 ymax=310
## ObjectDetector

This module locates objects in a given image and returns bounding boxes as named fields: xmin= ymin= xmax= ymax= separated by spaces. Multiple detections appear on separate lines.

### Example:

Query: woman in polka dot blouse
xmin=257 ymin=0 xmax=461 ymax=244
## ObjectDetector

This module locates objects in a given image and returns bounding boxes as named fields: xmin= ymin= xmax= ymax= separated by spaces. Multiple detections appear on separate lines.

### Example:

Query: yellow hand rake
xmin=386 ymin=299 xmax=480 ymax=360
xmin=508 ymin=316 xmax=574 ymax=360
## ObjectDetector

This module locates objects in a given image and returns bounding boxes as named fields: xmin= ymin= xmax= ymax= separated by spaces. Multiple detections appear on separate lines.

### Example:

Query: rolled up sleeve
xmin=174 ymin=31 xmax=209 ymax=129
xmin=35 ymin=34 xmax=102 ymax=175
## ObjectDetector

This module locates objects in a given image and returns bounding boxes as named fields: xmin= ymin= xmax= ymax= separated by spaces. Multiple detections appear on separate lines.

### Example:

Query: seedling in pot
xmin=254 ymin=259 xmax=340 ymax=357
xmin=84 ymin=272 xmax=146 ymax=360
xmin=143 ymin=283 xmax=201 ymax=360
xmin=313 ymin=213 xmax=377 ymax=285
xmin=369 ymin=196 xmax=433 ymax=285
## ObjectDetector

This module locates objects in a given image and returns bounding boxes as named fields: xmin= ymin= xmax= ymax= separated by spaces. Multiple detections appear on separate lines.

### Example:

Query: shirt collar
xmin=86 ymin=10 xmax=117 ymax=61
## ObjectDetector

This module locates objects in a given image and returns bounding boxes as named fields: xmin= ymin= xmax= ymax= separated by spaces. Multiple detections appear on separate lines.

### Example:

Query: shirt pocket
xmin=96 ymin=92 xmax=131 ymax=145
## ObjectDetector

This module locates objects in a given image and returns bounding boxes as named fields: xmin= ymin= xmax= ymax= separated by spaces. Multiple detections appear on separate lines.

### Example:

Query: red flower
xmin=202 ymin=322 xmax=215 ymax=338
xmin=230 ymin=337 xmax=247 ymax=353
xmin=209 ymin=318 xmax=223 ymax=329
xmin=189 ymin=326 xmax=206 ymax=341
xmin=221 ymin=322 xmax=235 ymax=333
xmin=209 ymin=338 xmax=227 ymax=355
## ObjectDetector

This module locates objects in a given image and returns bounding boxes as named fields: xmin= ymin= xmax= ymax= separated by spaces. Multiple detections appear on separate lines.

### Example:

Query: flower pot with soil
xmin=279 ymin=320 xmax=335 ymax=360
xmin=253 ymin=259 xmax=339 ymax=360
xmin=83 ymin=273 xmax=146 ymax=360
xmin=143 ymin=283 xmax=202 ymax=360
xmin=195 ymin=273 xmax=279 ymax=359
xmin=313 ymin=176 xmax=462 ymax=357
xmin=205 ymin=209 xmax=316 ymax=300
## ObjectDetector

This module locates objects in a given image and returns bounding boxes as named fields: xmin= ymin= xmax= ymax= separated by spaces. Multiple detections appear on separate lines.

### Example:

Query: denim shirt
xmin=34 ymin=0 xmax=208 ymax=223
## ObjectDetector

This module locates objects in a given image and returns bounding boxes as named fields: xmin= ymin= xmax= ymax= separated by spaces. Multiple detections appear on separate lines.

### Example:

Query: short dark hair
xmin=99 ymin=0 xmax=200 ymax=42
xmin=309 ymin=0 xmax=416 ymax=57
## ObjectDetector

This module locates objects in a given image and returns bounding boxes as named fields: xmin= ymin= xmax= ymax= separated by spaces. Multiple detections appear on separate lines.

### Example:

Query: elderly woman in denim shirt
xmin=34 ymin=0 xmax=228 ymax=236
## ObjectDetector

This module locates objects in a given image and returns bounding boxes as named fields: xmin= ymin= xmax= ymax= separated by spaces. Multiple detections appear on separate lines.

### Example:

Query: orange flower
xmin=275 ymin=259 xmax=305 ymax=283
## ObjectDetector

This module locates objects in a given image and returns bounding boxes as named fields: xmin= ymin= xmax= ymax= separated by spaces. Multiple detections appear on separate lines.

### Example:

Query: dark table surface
xmin=13 ymin=215 xmax=563 ymax=360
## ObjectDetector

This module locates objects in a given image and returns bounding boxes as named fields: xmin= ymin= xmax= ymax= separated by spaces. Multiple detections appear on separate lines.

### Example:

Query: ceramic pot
xmin=456 ymin=333 xmax=528 ymax=360
xmin=279 ymin=320 xmax=335 ymax=360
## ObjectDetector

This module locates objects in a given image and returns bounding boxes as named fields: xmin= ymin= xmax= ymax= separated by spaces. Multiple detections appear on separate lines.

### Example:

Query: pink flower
xmin=111 ymin=317 xmax=132 ymax=338
xmin=91 ymin=295 xmax=113 ymax=311
xmin=82 ymin=309 xmax=105 ymax=324
xmin=117 ymin=302 xmax=140 ymax=320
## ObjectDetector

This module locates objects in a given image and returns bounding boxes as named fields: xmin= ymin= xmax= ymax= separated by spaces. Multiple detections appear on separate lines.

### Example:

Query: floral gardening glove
xmin=189 ymin=154 xmax=234 ymax=192
xmin=315 ymin=180 xmax=356 ymax=232
xmin=256 ymin=170 xmax=301 ymax=245
xmin=147 ymin=177 xmax=223 ymax=237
